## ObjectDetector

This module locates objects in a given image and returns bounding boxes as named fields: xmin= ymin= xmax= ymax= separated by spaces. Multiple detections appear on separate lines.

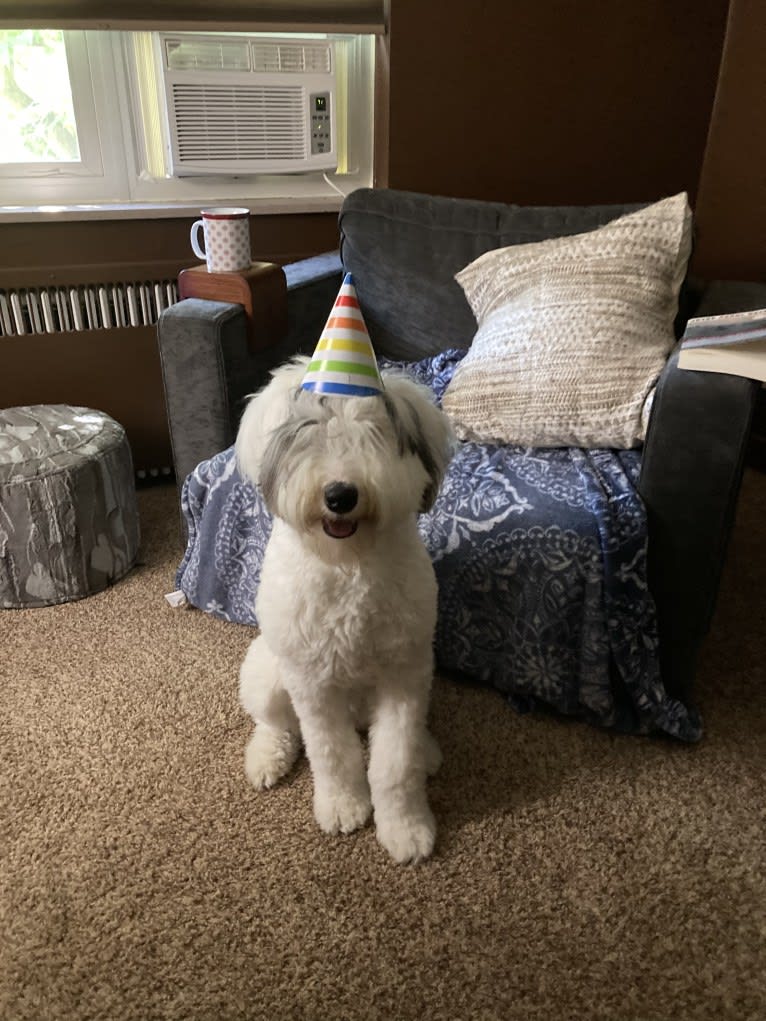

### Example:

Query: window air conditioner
xmin=158 ymin=34 xmax=337 ymax=176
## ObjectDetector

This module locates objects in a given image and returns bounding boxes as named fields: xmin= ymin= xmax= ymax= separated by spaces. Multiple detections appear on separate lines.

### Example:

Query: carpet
xmin=1 ymin=472 xmax=765 ymax=1021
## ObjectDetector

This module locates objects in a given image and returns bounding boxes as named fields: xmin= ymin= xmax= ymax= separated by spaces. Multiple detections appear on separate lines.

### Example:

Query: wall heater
xmin=1 ymin=269 xmax=184 ymax=479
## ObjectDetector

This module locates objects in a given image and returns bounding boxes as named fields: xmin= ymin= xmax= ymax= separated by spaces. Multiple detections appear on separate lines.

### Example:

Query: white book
xmin=678 ymin=307 xmax=766 ymax=383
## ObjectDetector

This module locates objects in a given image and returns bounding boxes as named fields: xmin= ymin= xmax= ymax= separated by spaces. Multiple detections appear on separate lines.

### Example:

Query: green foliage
xmin=0 ymin=29 xmax=79 ymax=162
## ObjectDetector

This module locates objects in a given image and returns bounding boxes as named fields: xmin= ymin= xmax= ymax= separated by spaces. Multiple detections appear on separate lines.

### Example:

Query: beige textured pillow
xmin=442 ymin=193 xmax=692 ymax=448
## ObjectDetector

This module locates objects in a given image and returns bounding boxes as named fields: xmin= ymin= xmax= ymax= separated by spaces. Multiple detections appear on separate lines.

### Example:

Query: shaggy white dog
xmin=236 ymin=356 xmax=453 ymax=863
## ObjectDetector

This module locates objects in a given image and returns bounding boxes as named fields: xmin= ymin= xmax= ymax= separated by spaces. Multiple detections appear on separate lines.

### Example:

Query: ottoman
xmin=0 ymin=405 xmax=140 ymax=608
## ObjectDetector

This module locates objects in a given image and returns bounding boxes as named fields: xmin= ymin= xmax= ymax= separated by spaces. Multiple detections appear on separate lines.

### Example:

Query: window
xmin=0 ymin=28 xmax=375 ymax=215
xmin=0 ymin=30 xmax=129 ymax=206
xmin=0 ymin=30 xmax=79 ymax=163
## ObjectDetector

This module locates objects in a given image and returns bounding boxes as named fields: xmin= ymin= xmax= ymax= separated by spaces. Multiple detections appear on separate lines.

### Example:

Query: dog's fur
xmin=236 ymin=356 xmax=453 ymax=863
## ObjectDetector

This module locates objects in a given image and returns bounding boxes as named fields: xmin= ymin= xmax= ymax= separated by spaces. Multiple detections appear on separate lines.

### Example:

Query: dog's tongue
xmin=323 ymin=518 xmax=357 ymax=539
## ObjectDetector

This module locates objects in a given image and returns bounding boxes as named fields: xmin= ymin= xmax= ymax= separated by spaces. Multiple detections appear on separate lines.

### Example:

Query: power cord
xmin=323 ymin=172 xmax=350 ymax=199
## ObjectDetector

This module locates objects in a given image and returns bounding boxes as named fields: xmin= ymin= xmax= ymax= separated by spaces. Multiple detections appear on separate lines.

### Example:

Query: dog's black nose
xmin=324 ymin=482 xmax=358 ymax=514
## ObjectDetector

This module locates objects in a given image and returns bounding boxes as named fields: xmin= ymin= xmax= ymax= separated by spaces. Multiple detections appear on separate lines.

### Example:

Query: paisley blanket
xmin=176 ymin=351 xmax=701 ymax=742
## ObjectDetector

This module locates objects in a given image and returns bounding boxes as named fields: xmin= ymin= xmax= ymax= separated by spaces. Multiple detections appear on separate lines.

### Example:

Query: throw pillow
xmin=441 ymin=193 xmax=693 ymax=448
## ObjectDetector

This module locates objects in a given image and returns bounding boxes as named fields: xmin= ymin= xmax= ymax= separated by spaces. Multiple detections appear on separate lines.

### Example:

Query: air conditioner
xmin=158 ymin=33 xmax=337 ymax=176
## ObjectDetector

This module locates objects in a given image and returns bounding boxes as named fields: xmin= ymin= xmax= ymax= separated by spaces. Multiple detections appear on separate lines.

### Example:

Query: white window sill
xmin=0 ymin=195 xmax=345 ymax=223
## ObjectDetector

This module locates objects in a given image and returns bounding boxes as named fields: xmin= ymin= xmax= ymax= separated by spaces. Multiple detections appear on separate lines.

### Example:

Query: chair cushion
xmin=441 ymin=193 xmax=693 ymax=448
xmin=339 ymin=188 xmax=644 ymax=361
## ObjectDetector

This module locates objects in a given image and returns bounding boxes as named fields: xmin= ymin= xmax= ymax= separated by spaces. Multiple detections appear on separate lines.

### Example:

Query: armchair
xmin=158 ymin=188 xmax=762 ymax=729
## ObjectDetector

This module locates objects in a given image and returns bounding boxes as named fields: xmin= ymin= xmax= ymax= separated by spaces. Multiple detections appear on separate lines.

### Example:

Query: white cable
xmin=323 ymin=172 xmax=349 ymax=199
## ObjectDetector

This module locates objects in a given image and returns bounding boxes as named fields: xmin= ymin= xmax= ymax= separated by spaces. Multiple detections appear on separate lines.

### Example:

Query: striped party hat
xmin=301 ymin=273 xmax=384 ymax=397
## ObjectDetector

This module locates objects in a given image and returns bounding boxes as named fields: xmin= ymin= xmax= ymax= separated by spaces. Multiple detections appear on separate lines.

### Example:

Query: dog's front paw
xmin=375 ymin=808 xmax=437 ymax=864
xmin=244 ymin=726 xmax=300 ymax=790
xmin=314 ymin=785 xmax=372 ymax=835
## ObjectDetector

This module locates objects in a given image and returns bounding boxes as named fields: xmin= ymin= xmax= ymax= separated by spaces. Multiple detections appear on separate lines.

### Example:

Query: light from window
xmin=0 ymin=29 xmax=80 ymax=163
xmin=0 ymin=29 xmax=374 ymax=211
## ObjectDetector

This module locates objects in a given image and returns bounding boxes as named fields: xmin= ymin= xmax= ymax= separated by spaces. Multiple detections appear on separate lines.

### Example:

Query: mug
xmin=190 ymin=207 xmax=251 ymax=273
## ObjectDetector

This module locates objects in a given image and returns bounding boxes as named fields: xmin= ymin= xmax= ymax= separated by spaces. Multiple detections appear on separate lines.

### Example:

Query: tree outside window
xmin=0 ymin=29 xmax=79 ymax=162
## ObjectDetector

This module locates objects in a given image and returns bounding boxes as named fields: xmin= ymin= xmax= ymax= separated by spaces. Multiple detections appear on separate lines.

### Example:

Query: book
xmin=678 ymin=307 xmax=766 ymax=382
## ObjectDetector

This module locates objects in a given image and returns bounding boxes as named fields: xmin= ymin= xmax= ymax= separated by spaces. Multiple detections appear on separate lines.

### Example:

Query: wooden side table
xmin=178 ymin=262 xmax=287 ymax=353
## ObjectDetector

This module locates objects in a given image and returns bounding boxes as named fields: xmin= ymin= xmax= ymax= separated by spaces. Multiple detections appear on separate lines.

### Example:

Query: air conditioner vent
xmin=171 ymin=84 xmax=306 ymax=163
xmin=165 ymin=36 xmax=251 ymax=72
xmin=251 ymin=41 xmax=332 ymax=74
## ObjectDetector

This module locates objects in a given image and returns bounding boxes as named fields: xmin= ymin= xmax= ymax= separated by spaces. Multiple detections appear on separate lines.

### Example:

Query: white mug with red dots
xmin=190 ymin=207 xmax=252 ymax=273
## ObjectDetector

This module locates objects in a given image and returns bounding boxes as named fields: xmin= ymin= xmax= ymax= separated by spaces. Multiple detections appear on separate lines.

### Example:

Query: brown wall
xmin=692 ymin=0 xmax=766 ymax=280
xmin=0 ymin=211 xmax=340 ymax=281
xmin=385 ymin=0 xmax=766 ymax=282
xmin=387 ymin=0 xmax=730 ymax=207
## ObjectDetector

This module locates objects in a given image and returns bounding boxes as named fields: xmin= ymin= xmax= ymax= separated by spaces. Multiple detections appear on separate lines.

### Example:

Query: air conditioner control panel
xmin=310 ymin=92 xmax=332 ymax=155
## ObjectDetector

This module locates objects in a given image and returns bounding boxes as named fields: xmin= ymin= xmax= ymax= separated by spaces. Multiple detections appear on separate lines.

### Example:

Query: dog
xmin=236 ymin=356 xmax=453 ymax=863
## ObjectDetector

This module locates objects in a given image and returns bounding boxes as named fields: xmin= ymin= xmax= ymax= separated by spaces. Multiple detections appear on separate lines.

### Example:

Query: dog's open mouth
xmin=322 ymin=517 xmax=358 ymax=539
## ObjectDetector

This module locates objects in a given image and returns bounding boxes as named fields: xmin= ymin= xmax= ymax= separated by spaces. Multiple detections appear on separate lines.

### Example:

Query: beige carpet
xmin=2 ymin=472 xmax=765 ymax=1021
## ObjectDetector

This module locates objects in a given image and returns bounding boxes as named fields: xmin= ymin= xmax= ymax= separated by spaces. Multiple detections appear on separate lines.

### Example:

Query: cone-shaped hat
xmin=300 ymin=273 xmax=384 ymax=397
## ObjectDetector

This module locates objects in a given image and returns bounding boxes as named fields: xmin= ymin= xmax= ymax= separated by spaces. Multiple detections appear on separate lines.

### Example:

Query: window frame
xmin=0 ymin=28 xmax=375 ymax=216
xmin=0 ymin=31 xmax=130 ymax=204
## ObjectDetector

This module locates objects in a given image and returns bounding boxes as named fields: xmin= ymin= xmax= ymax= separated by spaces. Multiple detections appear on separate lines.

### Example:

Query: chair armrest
xmin=157 ymin=298 xmax=246 ymax=493
xmin=284 ymin=251 xmax=344 ymax=354
xmin=638 ymin=280 xmax=764 ymax=700
xmin=157 ymin=252 xmax=343 ymax=492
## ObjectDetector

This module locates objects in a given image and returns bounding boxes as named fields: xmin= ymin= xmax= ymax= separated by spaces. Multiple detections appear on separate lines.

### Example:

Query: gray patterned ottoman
xmin=0 ymin=405 xmax=140 ymax=608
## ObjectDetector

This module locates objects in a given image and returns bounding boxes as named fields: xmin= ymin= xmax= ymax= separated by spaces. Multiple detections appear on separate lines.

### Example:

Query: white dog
xmin=236 ymin=356 xmax=453 ymax=863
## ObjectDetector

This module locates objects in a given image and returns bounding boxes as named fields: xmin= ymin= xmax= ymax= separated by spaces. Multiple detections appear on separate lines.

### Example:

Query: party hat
xmin=301 ymin=273 xmax=384 ymax=397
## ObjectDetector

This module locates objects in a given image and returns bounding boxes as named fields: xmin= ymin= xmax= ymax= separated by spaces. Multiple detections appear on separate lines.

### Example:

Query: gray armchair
xmin=158 ymin=187 xmax=762 ymax=708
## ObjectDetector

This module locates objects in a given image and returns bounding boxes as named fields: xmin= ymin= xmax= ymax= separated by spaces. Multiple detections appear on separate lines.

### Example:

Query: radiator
xmin=0 ymin=279 xmax=180 ymax=336
xmin=1 ymin=272 xmax=183 ymax=479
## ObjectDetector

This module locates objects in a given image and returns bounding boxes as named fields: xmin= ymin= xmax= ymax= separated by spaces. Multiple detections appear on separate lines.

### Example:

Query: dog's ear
xmin=381 ymin=372 xmax=455 ymax=512
xmin=235 ymin=357 xmax=310 ymax=486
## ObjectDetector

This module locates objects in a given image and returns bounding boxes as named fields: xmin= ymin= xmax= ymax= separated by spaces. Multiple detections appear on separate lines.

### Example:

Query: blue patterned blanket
xmin=177 ymin=351 xmax=701 ymax=742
